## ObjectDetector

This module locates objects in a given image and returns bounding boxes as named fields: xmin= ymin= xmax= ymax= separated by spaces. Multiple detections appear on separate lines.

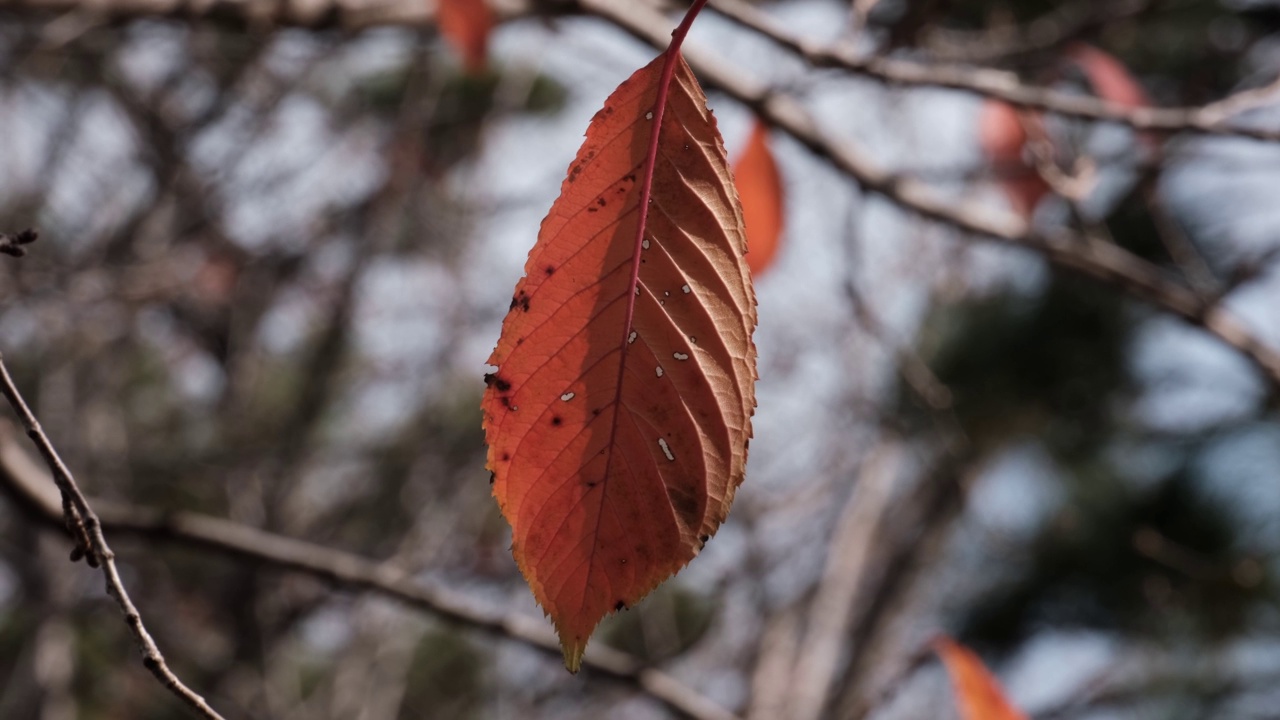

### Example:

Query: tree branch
xmin=0 ymin=358 xmax=230 ymax=720
xmin=0 ymin=424 xmax=741 ymax=720
xmin=0 ymin=0 xmax=544 ymax=32
xmin=706 ymin=0 xmax=1280 ymax=143
xmin=919 ymin=0 xmax=1160 ymax=63
xmin=787 ymin=440 xmax=904 ymax=720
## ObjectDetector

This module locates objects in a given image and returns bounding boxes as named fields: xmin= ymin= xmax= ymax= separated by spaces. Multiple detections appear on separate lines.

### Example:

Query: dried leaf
xmin=1065 ymin=42 xmax=1155 ymax=151
xmin=733 ymin=119 xmax=784 ymax=275
xmin=1065 ymin=43 xmax=1151 ymax=109
xmin=482 ymin=52 xmax=757 ymax=671
xmin=978 ymin=99 xmax=1049 ymax=219
xmin=437 ymin=0 xmax=492 ymax=74
xmin=934 ymin=636 xmax=1028 ymax=720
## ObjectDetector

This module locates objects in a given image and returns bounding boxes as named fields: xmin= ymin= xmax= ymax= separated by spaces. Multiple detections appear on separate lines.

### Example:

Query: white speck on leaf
xmin=658 ymin=438 xmax=675 ymax=462
xmin=673 ymin=352 xmax=689 ymax=361
xmin=560 ymin=392 xmax=575 ymax=401
xmin=655 ymin=366 xmax=664 ymax=378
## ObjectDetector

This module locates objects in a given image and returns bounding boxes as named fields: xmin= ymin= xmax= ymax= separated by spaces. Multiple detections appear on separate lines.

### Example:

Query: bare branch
xmin=0 ymin=426 xmax=742 ymax=720
xmin=0 ymin=0 xmax=545 ymax=32
xmin=920 ymin=0 xmax=1160 ymax=63
xmin=5 ymin=0 xmax=1273 ymax=143
xmin=0 ymin=358 xmax=230 ymax=720
xmin=787 ymin=440 xmax=904 ymax=720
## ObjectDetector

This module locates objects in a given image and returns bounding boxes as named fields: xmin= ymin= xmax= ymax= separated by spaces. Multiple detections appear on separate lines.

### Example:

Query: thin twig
xmin=0 ymin=426 xmax=741 ymax=720
xmin=706 ymin=0 xmax=1280 ymax=143
xmin=0 ymin=358 xmax=230 ymax=720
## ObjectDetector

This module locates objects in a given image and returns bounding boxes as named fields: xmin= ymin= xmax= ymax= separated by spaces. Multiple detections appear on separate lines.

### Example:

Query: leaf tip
xmin=561 ymin=638 xmax=586 ymax=674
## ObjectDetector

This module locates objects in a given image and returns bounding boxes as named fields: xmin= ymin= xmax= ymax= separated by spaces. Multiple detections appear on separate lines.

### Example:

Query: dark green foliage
xmin=918 ymin=274 xmax=1131 ymax=458
xmin=959 ymin=467 xmax=1267 ymax=649
xmin=599 ymin=584 xmax=715 ymax=664
xmin=397 ymin=628 xmax=484 ymax=720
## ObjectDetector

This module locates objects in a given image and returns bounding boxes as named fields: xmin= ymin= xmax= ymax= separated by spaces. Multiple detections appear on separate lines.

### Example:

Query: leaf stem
xmin=622 ymin=0 xmax=709 ymax=346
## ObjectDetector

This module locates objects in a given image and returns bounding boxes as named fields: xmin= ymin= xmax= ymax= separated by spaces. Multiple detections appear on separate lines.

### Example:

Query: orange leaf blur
xmin=1065 ymin=43 xmax=1151 ymax=109
xmin=733 ymin=119 xmax=784 ymax=275
xmin=978 ymin=99 xmax=1049 ymax=219
xmin=1065 ymin=43 xmax=1155 ymax=150
xmin=437 ymin=0 xmax=492 ymax=74
xmin=934 ymin=637 xmax=1028 ymax=720
xmin=482 ymin=52 xmax=757 ymax=671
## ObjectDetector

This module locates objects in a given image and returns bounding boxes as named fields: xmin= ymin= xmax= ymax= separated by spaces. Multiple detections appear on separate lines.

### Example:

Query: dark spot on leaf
xmin=587 ymin=206 xmax=598 ymax=213
xmin=596 ymin=197 xmax=606 ymax=207
xmin=544 ymin=265 xmax=555 ymax=275
xmin=551 ymin=416 xmax=563 ymax=426
xmin=592 ymin=408 xmax=601 ymax=416
xmin=586 ymin=481 xmax=597 ymax=488
xmin=614 ymin=600 xmax=626 ymax=611
xmin=501 ymin=452 xmax=511 ymax=461
xmin=499 ymin=396 xmax=511 ymax=408
xmin=509 ymin=292 xmax=531 ymax=312
xmin=624 ymin=173 xmax=636 ymax=183
xmin=667 ymin=488 xmax=700 ymax=527
xmin=699 ymin=534 xmax=710 ymax=544
xmin=489 ymin=472 xmax=496 ymax=485
xmin=484 ymin=373 xmax=512 ymax=392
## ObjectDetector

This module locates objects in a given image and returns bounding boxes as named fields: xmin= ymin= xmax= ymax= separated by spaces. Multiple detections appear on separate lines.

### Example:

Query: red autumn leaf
xmin=481 ymin=47 xmax=757 ymax=670
xmin=733 ymin=119 xmax=784 ymax=275
xmin=1065 ymin=43 xmax=1151 ymax=109
xmin=1065 ymin=42 xmax=1156 ymax=151
xmin=934 ymin=636 xmax=1028 ymax=720
xmin=437 ymin=0 xmax=492 ymax=74
xmin=978 ymin=99 xmax=1049 ymax=219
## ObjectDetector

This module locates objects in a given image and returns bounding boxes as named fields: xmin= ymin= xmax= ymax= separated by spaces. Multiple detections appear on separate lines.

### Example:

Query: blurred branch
xmin=7 ymin=0 xmax=1274 ymax=142
xmin=0 ymin=229 xmax=38 ymax=258
xmin=787 ymin=439 xmax=904 ymax=720
xmin=836 ymin=455 xmax=974 ymax=720
xmin=13 ymin=0 xmax=1272 ymax=144
xmin=0 ymin=426 xmax=742 ymax=720
xmin=579 ymin=0 xmax=1280 ymax=391
xmin=920 ymin=0 xmax=1160 ymax=63
xmin=0 ymin=359 xmax=229 ymax=720
xmin=707 ymin=0 xmax=1280 ymax=143
xmin=1141 ymin=180 xmax=1220 ymax=297
xmin=0 ymin=0 xmax=546 ymax=32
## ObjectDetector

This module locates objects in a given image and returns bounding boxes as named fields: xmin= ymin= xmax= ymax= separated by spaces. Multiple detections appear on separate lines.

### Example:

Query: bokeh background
xmin=2 ymin=0 xmax=1280 ymax=718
